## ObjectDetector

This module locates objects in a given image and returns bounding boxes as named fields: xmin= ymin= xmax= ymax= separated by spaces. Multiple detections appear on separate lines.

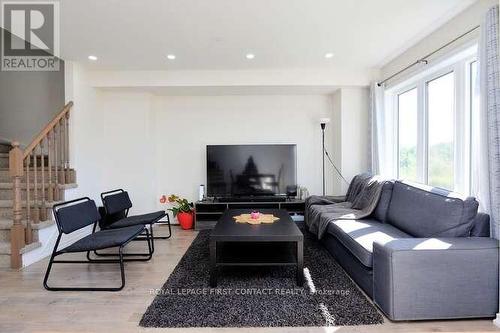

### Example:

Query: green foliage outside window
xmin=399 ymin=142 xmax=453 ymax=190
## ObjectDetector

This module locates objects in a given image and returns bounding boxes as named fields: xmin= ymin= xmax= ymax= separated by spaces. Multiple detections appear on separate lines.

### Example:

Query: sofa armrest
xmin=373 ymin=237 xmax=499 ymax=321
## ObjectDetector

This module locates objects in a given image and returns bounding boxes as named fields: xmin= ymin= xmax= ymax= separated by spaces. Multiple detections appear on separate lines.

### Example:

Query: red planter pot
xmin=177 ymin=211 xmax=194 ymax=230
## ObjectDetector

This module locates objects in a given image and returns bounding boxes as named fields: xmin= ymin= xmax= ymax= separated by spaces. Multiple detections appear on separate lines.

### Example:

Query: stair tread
xmin=0 ymin=199 xmax=63 ymax=208
xmin=0 ymin=168 xmax=75 ymax=171
xmin=0 ymin=241 xmax=42 ymax=255
xmin=0 ymin=182 xmax=77 ymax=188
xmin=20 ymin=241 xmax=42 ymax=254
xmin=0 ymin=218 xmax=55 ymax=229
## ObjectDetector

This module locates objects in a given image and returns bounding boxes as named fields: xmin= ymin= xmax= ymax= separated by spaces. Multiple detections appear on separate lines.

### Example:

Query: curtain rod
xmin=377 ymin=25 xmax=480 ymax=87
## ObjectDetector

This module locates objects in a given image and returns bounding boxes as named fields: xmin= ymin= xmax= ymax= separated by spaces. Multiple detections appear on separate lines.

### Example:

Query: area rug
xmin=140 ymin=224 xmax=383 ymax=328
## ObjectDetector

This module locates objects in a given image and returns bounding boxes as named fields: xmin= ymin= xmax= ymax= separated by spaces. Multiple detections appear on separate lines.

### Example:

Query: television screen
xmin=206 ymin=144 xmax=297 ymax=197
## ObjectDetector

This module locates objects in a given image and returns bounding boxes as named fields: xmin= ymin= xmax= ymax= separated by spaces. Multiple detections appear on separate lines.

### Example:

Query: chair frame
xmin=43 ymin=197 xmax=152 ymax=292
xmin=101 ymin=189 xmax=172 ymax=240
xmin=100 ymin=189 xmax=171 ymax=247
xmin=90 ymin=220 xmax=155 ymax=260
xmin=92 ymin=189 xmax=169 ymax=259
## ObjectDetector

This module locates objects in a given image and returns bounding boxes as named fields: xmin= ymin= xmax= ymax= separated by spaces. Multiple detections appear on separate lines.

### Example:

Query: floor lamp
xmin=320 ymin=118 xmax=330 ymax=196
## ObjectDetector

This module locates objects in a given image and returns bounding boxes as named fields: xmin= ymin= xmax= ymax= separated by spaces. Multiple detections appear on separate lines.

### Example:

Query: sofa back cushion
xmin=371 ymin=181 xmax=394 ymax=222
xmin=386 ymin=181 xmax=479 ymax=237
xmin=470 ymin=213 xmax=491 ymax=237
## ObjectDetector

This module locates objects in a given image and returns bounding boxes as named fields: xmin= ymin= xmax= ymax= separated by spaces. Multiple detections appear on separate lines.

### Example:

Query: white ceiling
xmin=59 ymin=0 xmax=476 ymax=71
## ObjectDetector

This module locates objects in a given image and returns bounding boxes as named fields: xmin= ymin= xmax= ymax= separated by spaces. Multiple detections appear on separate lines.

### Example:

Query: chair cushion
xmin=55 ymin=199 xmax=101 ymax=234
xmin=326 ymin=218 xmax=412 ymax=268
xmin=103 ymin=191 xmax=133 ymax=215
xmin=62 ymin=225 xmax=144 ymax=253
xmin=386 ymin=181 xmax=479 ymax=237
xmin=105 ymin=211 xmax=167 ymax=229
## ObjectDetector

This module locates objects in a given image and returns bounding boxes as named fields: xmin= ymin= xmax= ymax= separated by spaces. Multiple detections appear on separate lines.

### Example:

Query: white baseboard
xmin=159 ymin=218 xmax=178 ymax=225
xmin=22 ymin=224 xmax=93 ymax=267
xmin=494 ymin=313 xmax=500 ymax=328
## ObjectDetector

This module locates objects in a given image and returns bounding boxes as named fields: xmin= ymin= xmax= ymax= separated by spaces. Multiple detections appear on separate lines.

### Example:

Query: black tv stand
xmin=215 ymin=196 xmax=287 ymax=203
xmin=194 ymin=198 xmax=305 ymax=230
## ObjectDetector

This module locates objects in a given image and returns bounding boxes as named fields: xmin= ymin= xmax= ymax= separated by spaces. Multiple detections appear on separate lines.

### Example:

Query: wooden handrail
xmin=23 ymin=101 xmax=73 ymax=159
xmin=9 ymin=101 xmax=74 ymax=269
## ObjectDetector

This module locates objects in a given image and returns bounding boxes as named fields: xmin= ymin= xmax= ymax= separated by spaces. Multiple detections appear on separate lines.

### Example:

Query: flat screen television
xmin=206 ymin=144 xmax=297 ymax=198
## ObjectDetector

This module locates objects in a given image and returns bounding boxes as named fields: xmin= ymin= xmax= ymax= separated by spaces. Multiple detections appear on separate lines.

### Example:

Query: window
xmin=427 ymin=72 xmax=455 ymax=189
xmin=398 ymin=88 xmax=418 ymax=181
xmin=390 ymin=48 xmax=477 ymax=193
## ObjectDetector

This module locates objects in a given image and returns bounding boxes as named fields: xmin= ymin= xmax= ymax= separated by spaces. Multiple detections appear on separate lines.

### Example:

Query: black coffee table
xmin=209 ymin=209 xmax=304 ymax=287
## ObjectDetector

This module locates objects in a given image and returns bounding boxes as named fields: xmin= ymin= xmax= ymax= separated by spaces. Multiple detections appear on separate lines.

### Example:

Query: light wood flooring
xmin=0 ymin=225 xmax=497 ymax=333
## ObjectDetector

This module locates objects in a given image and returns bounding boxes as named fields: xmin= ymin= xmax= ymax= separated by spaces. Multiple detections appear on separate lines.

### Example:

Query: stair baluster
xmin=47 ymin=131 xmax=54 ymax=202
xmin=59 ymin=119 xmax=65 ymax=185
xmin=40 ymin=139 xmax=47 ymax=221
xmin=64 ymin=113 xmax=70 ymax=183
xmin=32 ymin=149 xmax=39 ymax=223
xmin=53 ymin=125 xmax=60 ymax=201
xmin=25 ymin=155 xmax=31 ymax=244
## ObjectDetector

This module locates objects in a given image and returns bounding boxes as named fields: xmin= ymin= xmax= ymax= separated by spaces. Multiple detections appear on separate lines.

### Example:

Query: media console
xmin=194 ymin=199 xmax=305 ymax=230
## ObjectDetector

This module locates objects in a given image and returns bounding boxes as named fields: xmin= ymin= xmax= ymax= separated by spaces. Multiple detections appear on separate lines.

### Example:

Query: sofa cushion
xmin=470 ymin=213 xmax=490 ymax=237
xmin=386 ymin=181 xmax=479 ymax=237
xmin=307 ymin=201 xmax=352 ymax=228
xmin=370 ymin=181 xmax=394 ymax=222
xmin=326 ymin=218 xmax=412 ymax=268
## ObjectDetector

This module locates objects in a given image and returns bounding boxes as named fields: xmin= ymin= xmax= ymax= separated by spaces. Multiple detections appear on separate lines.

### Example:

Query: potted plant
xmin=161 ymin=194 xmax=194 ymax=230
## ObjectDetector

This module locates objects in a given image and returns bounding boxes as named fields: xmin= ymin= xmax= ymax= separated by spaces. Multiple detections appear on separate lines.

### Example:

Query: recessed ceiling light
xmin=88 ymin=55 xmax=98 ymax=61
xmin=167 ymin=54 xmax=176 ymax=60
xmin=324 ymin=53 xmax=334 ymax=59
xmin=245 ymin=53 xmax=255 ymax=59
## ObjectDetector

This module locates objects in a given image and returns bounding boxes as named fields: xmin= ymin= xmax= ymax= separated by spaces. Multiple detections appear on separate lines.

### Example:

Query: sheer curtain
xmin=369 ymin=82 xmax=394 ymax=178
xmin=472 ymin=5 xmax=500 ymax=240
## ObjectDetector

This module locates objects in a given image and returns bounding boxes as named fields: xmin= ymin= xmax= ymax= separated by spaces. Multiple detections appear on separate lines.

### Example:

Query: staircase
xmin=2 ymin=102 xmax=77 ymax=269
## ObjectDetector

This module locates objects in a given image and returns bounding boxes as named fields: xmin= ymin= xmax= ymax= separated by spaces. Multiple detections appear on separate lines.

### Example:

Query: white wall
xmin=340 ymin=88 xmax=370 ymax=185
xmin=63 ymin=63 xmax=370 ymax=211
xmin=87 ymin=68 xmax=375 ymax=89
xmin=381 ymin=0 xmax=497 ymax=86
xmin=331 ymin=88 xmax=370 ymax=194
xmin=65 ymin=62 xmax=102 ymax=204
xmin=153 ymin=95 xmax=335 ymax=204
xmin=331 ymin=90 xmax=343 ymax=194
xmin=0 ymin=28 xmax=65 ymax=145
xmin=65 ymin=66 xmax=158 ymax=214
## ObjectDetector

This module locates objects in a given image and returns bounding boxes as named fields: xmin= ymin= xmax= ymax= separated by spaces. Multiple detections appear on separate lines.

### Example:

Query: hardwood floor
xmin=0 ymin=225 xmax=497 ymax=333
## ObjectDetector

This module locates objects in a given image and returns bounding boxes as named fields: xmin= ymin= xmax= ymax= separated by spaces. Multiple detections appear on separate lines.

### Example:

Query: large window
xmin=427 ymin=72 xmax=455 ymax=189
xmin=398 ymin=88 xmax=418 ymax=181
xmin=391 ymin=50 xmax=477 ymax=193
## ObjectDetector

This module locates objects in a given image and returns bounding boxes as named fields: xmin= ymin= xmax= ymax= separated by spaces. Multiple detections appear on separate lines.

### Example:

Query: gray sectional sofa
xmin=308 ymin=178 xmax=499 ymax=321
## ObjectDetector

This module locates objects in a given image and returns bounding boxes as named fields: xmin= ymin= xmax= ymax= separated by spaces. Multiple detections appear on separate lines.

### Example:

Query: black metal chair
xmin=43 ymin=197 xmax=151 ymax=291
xmin=99 ymin=189 xmax=171 ymax=254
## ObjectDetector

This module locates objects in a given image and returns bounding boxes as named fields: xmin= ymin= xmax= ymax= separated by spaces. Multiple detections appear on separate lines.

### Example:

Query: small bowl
xmin=250 ymin=211 xmax=261 ymax=219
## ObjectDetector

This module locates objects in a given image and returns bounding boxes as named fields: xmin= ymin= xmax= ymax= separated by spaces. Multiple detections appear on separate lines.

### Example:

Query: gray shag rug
xmin=140 ymin=224 xmax=383 ymax=328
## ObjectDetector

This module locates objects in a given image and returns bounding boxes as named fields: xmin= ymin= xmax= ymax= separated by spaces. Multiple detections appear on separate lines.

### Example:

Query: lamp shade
xmin=319 ymin=117 xmax=330 ymax=125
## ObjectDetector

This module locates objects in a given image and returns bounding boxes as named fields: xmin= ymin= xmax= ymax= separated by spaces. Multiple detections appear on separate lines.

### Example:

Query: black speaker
xmin=286 ymin=185 xmax=297 ymax=198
